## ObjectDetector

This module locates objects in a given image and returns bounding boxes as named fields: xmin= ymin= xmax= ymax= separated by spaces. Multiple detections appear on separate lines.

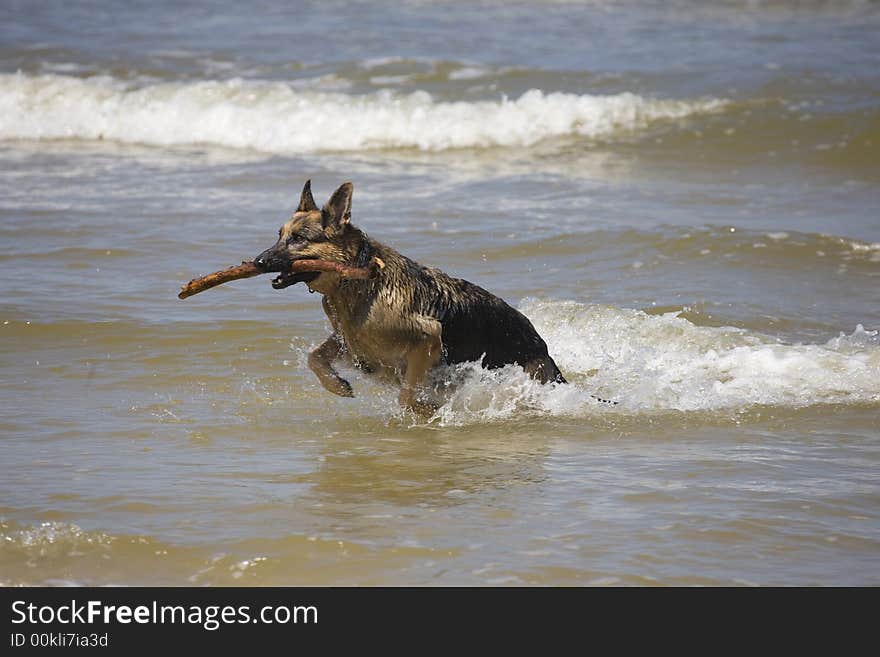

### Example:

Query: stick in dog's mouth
xmin=179 ymin=257 xmax=385 ymax=299
xmin=271 ymin=267 xmax=318 ymax=290
xmin=270 ymin=258 xmax=383 ymax=290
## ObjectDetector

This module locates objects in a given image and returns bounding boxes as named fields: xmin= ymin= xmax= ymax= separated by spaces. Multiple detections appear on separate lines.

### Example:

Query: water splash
xmin=421 ymin=299 xmax=880 ymax=425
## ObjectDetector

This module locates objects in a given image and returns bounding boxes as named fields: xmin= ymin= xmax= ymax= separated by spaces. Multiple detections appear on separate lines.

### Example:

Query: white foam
xmin=0 ymin=72 xmax=725 ymax=154
xmin=360 ymin=56 xmax=410 ymax=69
xmin=824 ymin=324 xmax=879 ymax=351
xmin=429 ymin=299 xmax=880 ymax=425
xmin=848 ymin=241 xmax=880 ymax=253
xmin=449 ymin=66 xmax=493 ymax=81
xmin=369 ymin=74 xmax=414 ymax=86
xmin=42 ymin=62 xmax=88 ymax=74
xmin=2 ymin=521 xmax=112 ymax=549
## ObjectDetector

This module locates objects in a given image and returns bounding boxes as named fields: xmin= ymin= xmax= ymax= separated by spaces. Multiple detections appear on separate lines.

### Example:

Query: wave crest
xmin=428 ymin=300 xmax=880 ymax=425
xmin=0 ymin=72 xmax=725 ymax=153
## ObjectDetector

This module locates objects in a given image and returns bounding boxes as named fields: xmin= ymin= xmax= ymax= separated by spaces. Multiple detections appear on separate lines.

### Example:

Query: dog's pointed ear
xmin=322 ymin=182 xmax=353 ymax=230
xmin=296 ymin=179 xmax=318 ymax=213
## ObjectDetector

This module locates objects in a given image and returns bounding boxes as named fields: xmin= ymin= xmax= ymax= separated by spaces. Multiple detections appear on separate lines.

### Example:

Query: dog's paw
xmin=400 ymin=396 xmax=438 ymax=418
xmin=326 ymin=376 xmax=354 ymax=398
xmin=410 ymin=401 xmax=438 ymax=418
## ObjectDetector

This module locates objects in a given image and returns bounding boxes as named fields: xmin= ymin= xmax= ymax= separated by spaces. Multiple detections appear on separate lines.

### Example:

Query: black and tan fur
xmin=255 ymin=180 xmax=566 ymax=414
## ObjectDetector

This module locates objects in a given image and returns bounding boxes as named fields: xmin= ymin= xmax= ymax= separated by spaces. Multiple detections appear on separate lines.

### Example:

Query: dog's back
xmin=424 ymin=270 xmax=564 ymax=383
xmin=346 ymin=238 xmax=567 ymax=384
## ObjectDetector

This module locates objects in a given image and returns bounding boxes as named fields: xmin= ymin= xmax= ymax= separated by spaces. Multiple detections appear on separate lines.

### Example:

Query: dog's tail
xmin=523 ymin=356 xmax=567 ymax=384
xmin=523 ymin=356 xmax=618 ymax=404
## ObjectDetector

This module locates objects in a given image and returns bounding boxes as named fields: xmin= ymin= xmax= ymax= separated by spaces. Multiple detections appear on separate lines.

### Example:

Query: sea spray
xmin=421 ymin=300 xmax=880 ymax=425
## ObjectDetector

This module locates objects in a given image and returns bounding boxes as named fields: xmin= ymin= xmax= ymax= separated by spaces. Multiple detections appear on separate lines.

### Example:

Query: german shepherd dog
xmin=254 ymin=180 xmax=566 ymax=415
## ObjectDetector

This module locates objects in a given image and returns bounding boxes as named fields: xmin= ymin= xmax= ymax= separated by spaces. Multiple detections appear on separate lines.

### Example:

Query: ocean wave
xmin=428 ymin=299 xmax=880 ymax=425
xmin=0 ymin=72 xmax=725 ymax=153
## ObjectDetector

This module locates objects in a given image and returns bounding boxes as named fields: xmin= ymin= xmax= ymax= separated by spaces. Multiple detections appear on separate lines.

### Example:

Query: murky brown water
xmin=1 ymin=0 xmax=879 ymax=585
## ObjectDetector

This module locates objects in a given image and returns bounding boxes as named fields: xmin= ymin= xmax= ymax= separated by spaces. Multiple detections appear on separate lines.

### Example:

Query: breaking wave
xmin=429 ymin=299 xmax=880 ymax=425
xmin=0 ymin=72 xmax=725 ymax=153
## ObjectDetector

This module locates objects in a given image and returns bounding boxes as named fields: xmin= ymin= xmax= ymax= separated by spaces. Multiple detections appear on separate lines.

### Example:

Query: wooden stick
xmin=290 ymin=258 xmax=383 ymax=280
xmin=178 ymin=261 xmax=262 ymax=299
xmin=178 ymin=257 xmax=385 ymax=299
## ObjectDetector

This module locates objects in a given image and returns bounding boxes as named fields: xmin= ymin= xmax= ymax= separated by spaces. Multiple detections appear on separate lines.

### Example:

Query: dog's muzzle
xmin=254 ymin=247 xmax=284 ymax=273
xmin=254 ymin=248 xmax=320 ymax=290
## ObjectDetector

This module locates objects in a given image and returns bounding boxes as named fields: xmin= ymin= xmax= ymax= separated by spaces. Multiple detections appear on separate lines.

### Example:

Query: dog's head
xmin=255 ymin=180 xmax=360 ymax=290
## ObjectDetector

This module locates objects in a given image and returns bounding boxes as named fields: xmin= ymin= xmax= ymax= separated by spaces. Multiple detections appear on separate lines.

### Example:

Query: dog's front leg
xmin=308 ymin=334 xmax=354 ymax=397
xmin=399 ymin=318 xmax=443 ymax=416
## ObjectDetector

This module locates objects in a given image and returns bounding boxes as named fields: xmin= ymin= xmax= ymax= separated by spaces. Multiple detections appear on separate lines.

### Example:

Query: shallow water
xmin=1 ymin=0 xmax=878 ymax=586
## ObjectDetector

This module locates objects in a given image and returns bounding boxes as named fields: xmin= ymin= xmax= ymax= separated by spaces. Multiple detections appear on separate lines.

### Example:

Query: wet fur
xmin=255 ymin=180 xmax=566 ymax=414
